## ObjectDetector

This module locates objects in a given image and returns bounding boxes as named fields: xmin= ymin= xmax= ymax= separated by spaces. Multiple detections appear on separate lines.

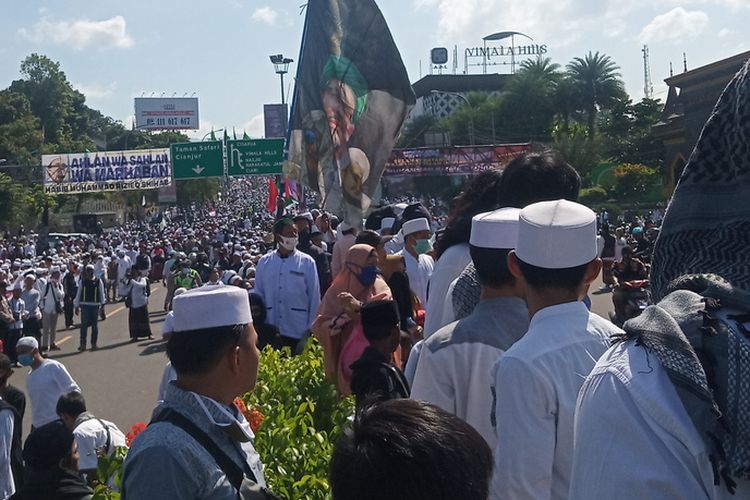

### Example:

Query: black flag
xmin=285 ymin=0 xmax=415 ymax=225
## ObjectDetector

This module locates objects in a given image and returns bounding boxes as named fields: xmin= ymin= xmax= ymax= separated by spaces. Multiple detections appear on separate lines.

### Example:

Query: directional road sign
xmin=171 ymin=141 xmax=224 ymax=179
xmin=227 ymin=138 xmax=284 ymax=176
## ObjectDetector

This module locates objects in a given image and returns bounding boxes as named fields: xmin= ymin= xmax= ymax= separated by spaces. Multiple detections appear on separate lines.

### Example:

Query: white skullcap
xmin=393 ymin=203 xmax=408 ymax=216
xmin=470 ymin=208 xmax=522 ymax=249
xmin=380 ymin=217 xmax=396 ymax=232
xmin=162 ymin=311 xmax=176 ymax=336
xmin=16 ymin=336 xmax=39 ymax=351
xmin=516 ymin=199 xmax=598 ymax=269
xmin=172 ymin=285 xmax=252 ymax=332
xmin=402 ymin=218 xmax=430 ymax=237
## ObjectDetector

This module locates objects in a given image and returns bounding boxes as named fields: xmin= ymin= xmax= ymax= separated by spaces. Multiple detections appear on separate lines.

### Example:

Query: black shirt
xmin=350 ymin=347 xmax=410 ymax=409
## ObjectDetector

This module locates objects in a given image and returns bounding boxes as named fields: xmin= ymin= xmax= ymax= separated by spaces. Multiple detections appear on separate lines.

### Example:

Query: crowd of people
xmin=1 ymin=62 xmax=750 ymax=500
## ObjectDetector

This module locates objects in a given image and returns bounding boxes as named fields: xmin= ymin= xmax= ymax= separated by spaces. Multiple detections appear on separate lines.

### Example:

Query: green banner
xmin=171 ymin=141 xmax=224 ymax=179
xmin=227 ymin=138 xmax=284 ymax=176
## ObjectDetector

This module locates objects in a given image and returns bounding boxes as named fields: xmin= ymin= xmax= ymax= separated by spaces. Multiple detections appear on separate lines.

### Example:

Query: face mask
xmin=356 ymin=265 xmax=379 ymax=286
xmin=279 ymin=236 xmax=298 ymax=251
xmin=415 ymin=238 xmax=432 ymax=255
xmin=182 ymin=268 xmax=189 ymax=275
xmin=191 ymin=393 xmax=254 ymax=442
xmin=18 ymin=354 xmax=34 ymax=366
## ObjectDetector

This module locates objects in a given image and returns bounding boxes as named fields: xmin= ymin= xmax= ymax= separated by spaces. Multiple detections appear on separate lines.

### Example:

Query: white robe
xmin=254 ymin=250 xmax=320 ymax=340
xmin=116 ymin=256 xmax=132 ymax=297
xmin=423 ymin=243 xmax=471 ymax=338
xmin=411 ymin=296 xmax=528 ymax=448
xmin=490 ymin=301 xmax=621 ymax=500
xmin=570 ymin=324 xmax=750 ymax=499
xmin=398 ymin=250 xmax=434 ymax=306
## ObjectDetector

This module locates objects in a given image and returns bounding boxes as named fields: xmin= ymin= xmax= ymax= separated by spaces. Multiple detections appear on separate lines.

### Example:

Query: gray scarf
xmin=641 ymin=58 xmax=750 ymax=492
xmin=620 ymin=275 xmax=750 ymax=491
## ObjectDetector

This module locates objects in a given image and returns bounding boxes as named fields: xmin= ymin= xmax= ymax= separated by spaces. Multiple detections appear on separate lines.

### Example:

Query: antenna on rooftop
xmin=683 ymin=52 xmax=688 ymax=72
xmin=642 ymin=45 xmax=653 ymax=98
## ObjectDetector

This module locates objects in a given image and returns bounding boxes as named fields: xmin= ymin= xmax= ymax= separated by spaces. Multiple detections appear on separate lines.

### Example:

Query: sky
xmin=1 ymin=0 xmax=748 ymax=143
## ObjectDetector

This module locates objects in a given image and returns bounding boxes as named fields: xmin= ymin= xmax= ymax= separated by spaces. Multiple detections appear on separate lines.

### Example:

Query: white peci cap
xmin=16 ymin=336 xmax=39 ymax=351
xmin=380 ymin=217 xmax=396 ymax=232
xmin=172 ymin=286 xmax=252 ymax=333
xmin=469 ymin=208 xmax=522 ymax=249
xmin=516 ymin=199 xmax=598 ymax=269
xmin=402 ymin=218 xmax=430 ymax=237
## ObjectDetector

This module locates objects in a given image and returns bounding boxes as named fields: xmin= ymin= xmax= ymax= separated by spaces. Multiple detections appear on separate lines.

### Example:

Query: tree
xmin=613 ymin=163 xmax=660 ymax=199
xmin=566 ymin=51 xmax=626 ymax=138
xmin=10 ymin=54 xmax=75 ymax=145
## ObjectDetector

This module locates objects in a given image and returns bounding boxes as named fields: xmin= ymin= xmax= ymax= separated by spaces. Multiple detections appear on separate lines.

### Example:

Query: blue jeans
xmin=80 ymin=305 xmax=100 ymax=346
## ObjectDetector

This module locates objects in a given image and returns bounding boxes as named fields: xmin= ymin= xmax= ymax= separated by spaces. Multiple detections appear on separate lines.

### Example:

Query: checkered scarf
xmin=638 ymin=59 xmax=750 ymax=492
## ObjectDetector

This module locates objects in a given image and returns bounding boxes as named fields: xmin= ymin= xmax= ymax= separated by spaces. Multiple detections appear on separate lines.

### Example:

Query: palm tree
xmin=518 ymin=57 xmax=562 ymax=83
xmin=566 ymin=51 xmax=626 ymax=138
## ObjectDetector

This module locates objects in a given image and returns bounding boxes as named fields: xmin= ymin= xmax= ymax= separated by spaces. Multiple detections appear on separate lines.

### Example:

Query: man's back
xmin=27 ymin=360 xmax=80 ymax=428
xmin=491 ymin=302 xmax=620 ymax=500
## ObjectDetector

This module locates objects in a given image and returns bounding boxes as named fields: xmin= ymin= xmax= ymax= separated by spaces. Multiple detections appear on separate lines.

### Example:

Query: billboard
xmin=263 ymin=103 xmax=288 ymax=138
xmin=42 ymin=149 xmax=171 ymax=194
xmin=134 ymin=97 xmax=199 ymax=130
xmin=384 ymin=144 xmax=531 ymax=177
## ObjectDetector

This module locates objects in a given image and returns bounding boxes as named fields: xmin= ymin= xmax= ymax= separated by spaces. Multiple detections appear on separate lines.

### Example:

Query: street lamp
xmin=269 ymin=54 xmax=294 ymax=105
xmin=430 ymin=90 xmax=475 ymax=146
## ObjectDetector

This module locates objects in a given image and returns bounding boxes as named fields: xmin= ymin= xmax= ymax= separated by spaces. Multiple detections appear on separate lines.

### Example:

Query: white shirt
xmin=398 ymin=250 xmax=434 ymax=306
xmin=411 ymin=296 xmax=529 ymax=448
xmin=254 ymin=250 xmax=321 ymax=340
xmin=27 ymin=359 xmax=81 ymax=428
xmin=0 ymin=406 xmax=13 ymax=499
xmin=126 ymin=278 xmax=149 ymax=309
xmin=41 ymin=279 xmax=65 ymax=314
xmin=614 ymin=236 xmax=627 ymax=261
xmin=74 ymin=415 xmax=128 ymax=470
xmin=423 ymin=244 xmax=471 ymax=338
xmin=157 ymin=362 xmax=177 ymax=402
xmin=570 ymin=338 xmax=750 ymax=499
xmin=491 ymin=301 xmax=621 ymax=500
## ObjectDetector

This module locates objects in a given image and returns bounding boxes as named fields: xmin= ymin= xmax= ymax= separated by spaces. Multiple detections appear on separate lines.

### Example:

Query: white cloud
xmin=73 ymin=82 xmax=116 ymax=99
xmin=414 ymin=0 xmax=594 ymax=48
xmin=252 ymin=6 xmax=279 ymax=25
xmin=19 ymin=15 xmax=134 ymax=50
xmin=638 ymin=8 xmax=709 ymax=44
xmin=241 ymin=114 xmax=265 ymax=138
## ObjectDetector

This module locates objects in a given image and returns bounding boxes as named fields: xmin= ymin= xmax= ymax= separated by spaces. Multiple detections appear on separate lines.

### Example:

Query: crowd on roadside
xmin=2 ymin=60 xmax=750 ymax=500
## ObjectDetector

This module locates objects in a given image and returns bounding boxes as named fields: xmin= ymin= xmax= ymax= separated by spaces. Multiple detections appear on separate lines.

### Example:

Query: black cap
xmin=273 ymin=218 xmax=294 ymax=234
xmin=23 ymin=420 xmax=75 ymax=468
xmin=361 ymin=300 xmax=400 ymax=340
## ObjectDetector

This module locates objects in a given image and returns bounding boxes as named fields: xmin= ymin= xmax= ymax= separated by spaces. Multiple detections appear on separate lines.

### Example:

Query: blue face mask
xmin=18 ymin=354 xmax=34 ymax=366
xmin=357 ymin=266 xmax=379 ymax=286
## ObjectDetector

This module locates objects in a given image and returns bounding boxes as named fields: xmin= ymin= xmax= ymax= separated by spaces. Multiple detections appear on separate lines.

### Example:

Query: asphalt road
xmin=10 ymin=274 xmax=617 ymax=438
xmin=13 ymin=282 xmax=172 ymax=437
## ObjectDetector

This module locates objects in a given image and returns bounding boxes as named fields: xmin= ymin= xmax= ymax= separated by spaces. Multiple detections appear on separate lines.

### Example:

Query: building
xmin=410 ymin=73 xmax=510 ymax=120
xmin=653 ymin=50 xmax=750 ymax=192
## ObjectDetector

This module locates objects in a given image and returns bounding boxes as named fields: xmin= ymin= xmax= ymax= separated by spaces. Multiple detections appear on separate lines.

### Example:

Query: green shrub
xmin=243 ymin=342 xmax=354 ymax=500
xmin=579 ymin=186 xmax=608 ymax=205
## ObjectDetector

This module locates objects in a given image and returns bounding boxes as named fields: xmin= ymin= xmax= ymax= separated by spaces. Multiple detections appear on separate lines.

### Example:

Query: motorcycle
xmin=609 ymin=279 xmax=650 ymax=327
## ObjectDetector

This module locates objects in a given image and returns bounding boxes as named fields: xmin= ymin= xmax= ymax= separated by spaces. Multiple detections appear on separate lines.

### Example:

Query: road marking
xmin=108 ymin=305 xmax=126 ymax=316
xmin=57 ymin=335 xmax=72 ymax=345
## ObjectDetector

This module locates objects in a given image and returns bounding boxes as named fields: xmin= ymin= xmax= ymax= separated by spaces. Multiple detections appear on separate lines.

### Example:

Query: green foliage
xmin=0 ymin=172 xmax=55 ymax=232
xmin=91 ymin=446 xmax=128 ymax=500
xmin=243 ymin=343 xmax=354 ymax=500
xmin=566 ymin=51 xmax=627 ymax=138
xmin=579 ymin=186 xmax=608 ymax=204
xmin=613 ymin=163 xmax=660 ymax=199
